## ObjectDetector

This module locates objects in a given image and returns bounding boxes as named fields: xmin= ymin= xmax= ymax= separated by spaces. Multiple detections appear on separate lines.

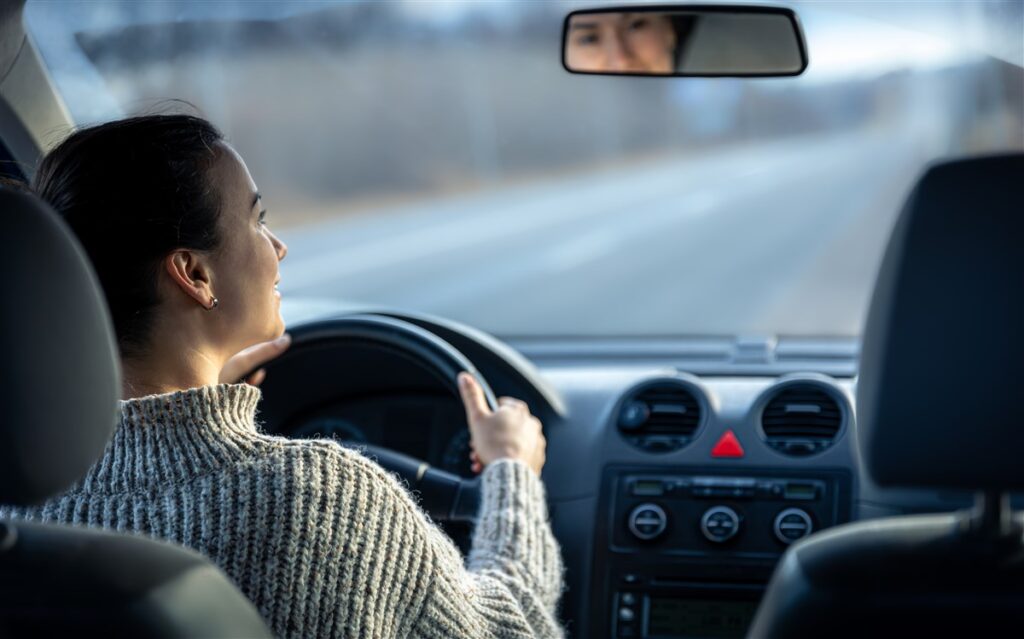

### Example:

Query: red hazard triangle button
xmin=711 ymin=429 xmax=744 ymax=458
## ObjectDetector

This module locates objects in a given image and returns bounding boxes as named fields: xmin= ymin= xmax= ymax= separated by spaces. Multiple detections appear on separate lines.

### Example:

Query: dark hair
xmin=670 ymin=15 xmax=697 ymax=72
xmin=31 ymin=114 xmax=225 ymax=357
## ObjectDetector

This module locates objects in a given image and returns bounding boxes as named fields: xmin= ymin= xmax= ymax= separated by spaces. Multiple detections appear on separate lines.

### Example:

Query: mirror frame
xmin=561 ymin=4 xmax=809 ymax=77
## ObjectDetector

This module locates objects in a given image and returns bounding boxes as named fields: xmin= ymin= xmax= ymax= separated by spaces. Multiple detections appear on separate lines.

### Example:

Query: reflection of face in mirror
xmin=566 ymin=12 xmax=678 ymax=74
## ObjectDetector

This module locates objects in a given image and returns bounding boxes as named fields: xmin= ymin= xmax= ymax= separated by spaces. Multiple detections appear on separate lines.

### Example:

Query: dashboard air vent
xmin=761 ymin=384 xmax=842 ymax=456
xmin=618 ymin=382 xmax=702 ymax=453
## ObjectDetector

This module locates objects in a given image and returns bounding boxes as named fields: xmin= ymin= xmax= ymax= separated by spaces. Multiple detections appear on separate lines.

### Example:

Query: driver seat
xmin=0 ymin=187 xmax=273 ymax=638
xmin=748 ymin=154 xmax=1024 ymax=637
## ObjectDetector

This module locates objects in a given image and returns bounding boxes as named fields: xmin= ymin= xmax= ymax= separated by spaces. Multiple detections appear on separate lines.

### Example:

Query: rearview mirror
xmin=562 ymin=5 xmax=807 ymax=77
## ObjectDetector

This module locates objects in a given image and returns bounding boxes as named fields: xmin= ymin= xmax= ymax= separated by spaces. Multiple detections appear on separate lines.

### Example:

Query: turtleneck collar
xmin=79 ymin=384 xmax=264 ymax=493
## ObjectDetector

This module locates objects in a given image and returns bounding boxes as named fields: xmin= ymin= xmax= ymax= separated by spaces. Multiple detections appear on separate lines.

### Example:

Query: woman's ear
xmin=164 ymin=250 xmax=216 ymax=309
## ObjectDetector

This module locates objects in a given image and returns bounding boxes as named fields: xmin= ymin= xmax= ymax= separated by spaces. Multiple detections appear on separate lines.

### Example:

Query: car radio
xmin=591 ymin=466 xmax=853 ymax=639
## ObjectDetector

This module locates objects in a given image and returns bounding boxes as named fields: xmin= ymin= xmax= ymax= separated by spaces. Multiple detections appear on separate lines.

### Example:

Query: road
xmin=278 ymin=126 xmax=934 ymax=338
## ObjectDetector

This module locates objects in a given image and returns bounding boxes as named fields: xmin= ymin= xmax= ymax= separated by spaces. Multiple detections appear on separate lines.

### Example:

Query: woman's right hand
xmin=457 ymin=372 xmax=546 ymax=476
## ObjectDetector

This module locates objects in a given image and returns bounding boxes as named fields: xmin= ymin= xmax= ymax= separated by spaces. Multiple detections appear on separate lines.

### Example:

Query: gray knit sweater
xmin=0 ymin=384 xmax=564 ymax=638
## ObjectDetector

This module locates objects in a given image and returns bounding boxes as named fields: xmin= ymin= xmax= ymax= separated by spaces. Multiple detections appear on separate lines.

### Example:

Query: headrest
xmin=0 ymin=188 xmax=121 ymax=506
xmin=857 ymin=154 xmax=1023 ymax=490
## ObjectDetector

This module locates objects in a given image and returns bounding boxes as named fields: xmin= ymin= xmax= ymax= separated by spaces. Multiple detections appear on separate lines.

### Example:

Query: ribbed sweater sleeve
xmin=299 ymin=444 xmax=564 ymax=638
xmin=411 ymin=459 xmax=565 ymax=637
xmin=0 ymin=384 xmax=565 ymax=638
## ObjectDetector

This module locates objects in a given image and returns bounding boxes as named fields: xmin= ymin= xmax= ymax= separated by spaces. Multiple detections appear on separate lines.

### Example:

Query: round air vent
xmin=618 ymin=380 xmax=703 ymax=453
xmin=760 ymin=383 xmax=843 ymax=456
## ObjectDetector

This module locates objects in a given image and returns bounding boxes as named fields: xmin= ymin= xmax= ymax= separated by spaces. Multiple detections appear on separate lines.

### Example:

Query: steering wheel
xmin=257 ymin=314 xmax=499 ymax=523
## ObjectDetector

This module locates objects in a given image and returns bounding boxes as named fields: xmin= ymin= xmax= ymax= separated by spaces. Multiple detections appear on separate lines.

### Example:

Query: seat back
xmin=749 ymin=512 xmax=1024 ymax=638
xmin=0 ymin=188 xmax=271 ymax=638
xmin=0 ymin=520 xmax=273 ymax=638
xmin=749 ymin=154 xmax=1024 ymax=638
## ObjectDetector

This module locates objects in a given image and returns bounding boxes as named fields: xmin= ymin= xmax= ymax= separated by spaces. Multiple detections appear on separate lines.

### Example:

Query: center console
xmin=591 ymin=466 xmax=853 ymax=638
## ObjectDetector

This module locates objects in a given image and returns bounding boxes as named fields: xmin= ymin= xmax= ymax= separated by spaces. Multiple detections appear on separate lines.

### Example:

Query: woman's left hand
xmin=219 ymin=333 xmax=292 ymax=386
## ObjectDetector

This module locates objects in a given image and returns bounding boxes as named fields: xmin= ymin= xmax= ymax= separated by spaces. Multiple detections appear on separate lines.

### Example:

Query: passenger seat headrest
xmin=857 ymin=154 xmax=1023 ymax=491
xmin=0 ymin=188 xmax=121 ymax=506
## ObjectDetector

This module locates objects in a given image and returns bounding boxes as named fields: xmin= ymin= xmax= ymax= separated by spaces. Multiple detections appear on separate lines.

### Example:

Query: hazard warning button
xmin=711 ymin=429 xmax=745 ymax=458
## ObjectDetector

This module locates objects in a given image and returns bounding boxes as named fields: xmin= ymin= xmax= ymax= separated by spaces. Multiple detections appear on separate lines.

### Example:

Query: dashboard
xmin=540 ymin=368 xmax=855 ymax=639
xmin=259 ymin=308 xmax=991 ymax=639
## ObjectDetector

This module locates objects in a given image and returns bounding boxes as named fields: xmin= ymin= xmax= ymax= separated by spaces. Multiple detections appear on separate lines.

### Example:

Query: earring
xmin=207 ymin=297 xmax=219 ymax=311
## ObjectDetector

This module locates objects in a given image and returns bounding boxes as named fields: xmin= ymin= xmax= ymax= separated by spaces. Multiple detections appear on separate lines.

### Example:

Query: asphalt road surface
xmin=278 ymin=125 xmax=935 ymax=338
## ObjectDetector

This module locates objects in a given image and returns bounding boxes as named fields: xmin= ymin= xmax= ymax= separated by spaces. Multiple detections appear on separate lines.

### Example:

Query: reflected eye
xmin=628 ymin=18 xmax=649 ymax=31
xmin=575 ymin=32 xmax=599 ymax=46
xmin=258 ymin=209 xmax=268 ymax=226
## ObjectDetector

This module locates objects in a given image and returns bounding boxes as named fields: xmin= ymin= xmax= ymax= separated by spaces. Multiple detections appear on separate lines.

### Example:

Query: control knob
xmin=700 ymin=505 xmax=740 ymax=543
xmin=628 ymin=503 xmax=668 ymax=540
xmin=618 ymin=400 xmax=650 ymax=431
xmin=774 ymin=508 xmax=813 ymax=544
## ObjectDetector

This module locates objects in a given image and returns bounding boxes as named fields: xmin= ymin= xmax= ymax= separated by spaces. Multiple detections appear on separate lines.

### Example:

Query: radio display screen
xmin=633 ymin=480 xmax=665 ymax=495
xmin=645 ymin=597 xmax=758 ymax=638
xmin=784 ymin=483 xmax=817 ymax=499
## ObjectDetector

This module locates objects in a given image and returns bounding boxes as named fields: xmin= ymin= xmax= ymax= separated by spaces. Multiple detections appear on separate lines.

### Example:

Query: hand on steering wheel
xmin=219 ymin=333 xmax=292 ymax=386
xmin=458 ymin=373 xmax=546 ymax=476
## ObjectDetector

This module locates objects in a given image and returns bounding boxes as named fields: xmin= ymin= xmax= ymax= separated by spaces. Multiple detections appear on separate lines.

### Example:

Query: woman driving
xmin=0 ymin=114 xmax=563 ymax=638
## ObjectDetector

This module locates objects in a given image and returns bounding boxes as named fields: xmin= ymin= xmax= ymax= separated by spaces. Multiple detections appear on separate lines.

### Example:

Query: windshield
xmin=26 ymin=0 xmax=1023 ymax=338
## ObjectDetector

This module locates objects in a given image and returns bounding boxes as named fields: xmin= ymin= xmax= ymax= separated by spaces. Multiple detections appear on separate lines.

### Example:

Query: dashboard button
xmin=619 ymin=607 xmax=635 ymax=622
xmin=700 ymin=505 xmax=741 ymax=543
xmin=711 ymin=429 xmax=745 ymax=458
xmin=620 ymin=592 xmax=637 ymax=606
xmin=774 ymin=508 xmax=813 ymax=544
xmin=628 ymin=503 xmax=668 ymax=540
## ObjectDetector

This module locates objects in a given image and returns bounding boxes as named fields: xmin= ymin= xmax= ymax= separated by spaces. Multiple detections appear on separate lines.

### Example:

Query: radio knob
xmin=700 ymin=505 xmax=740 ymax=543
xmin=628 ymin=503 xmax=668 ymax=540
xmin=774 ymin=508 xmax=813 ymax=544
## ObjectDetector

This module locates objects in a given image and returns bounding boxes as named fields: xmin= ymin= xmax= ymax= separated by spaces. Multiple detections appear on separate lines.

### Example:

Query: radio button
xmin=774 ymin=508 xmax=813 ymax=544
xmin=620 ymin=592 xmax=637 ymax=606
xmin=700 ymin=505 xmax=741 ymax=543
xmin=628 ymin=503 xmax=668 ymax=540
xmin=618 ymin=607 xmax=635 ymax=622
